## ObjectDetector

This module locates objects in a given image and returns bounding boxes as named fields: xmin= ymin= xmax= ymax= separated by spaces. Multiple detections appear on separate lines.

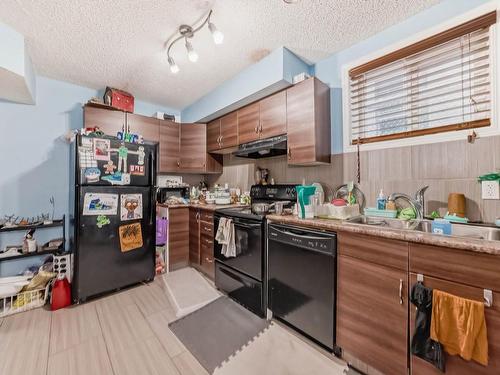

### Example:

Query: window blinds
xmin=349 ymin=11 xmax=496 ymax=145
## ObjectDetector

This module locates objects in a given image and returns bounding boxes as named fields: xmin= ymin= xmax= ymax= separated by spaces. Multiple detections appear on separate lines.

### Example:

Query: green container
xmin=296 ymin=185 xmax=316 ymax=219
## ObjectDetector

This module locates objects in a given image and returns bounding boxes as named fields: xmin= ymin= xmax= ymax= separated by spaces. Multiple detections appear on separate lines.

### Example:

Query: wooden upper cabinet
xmin=159 ymin=120 xmax=180 ymax=172
xmin=220 ymin=112 xmax=238 ymax=150
xmin=259 ymin=91 xmax=287 ymax=139
xmin=180 ymin=124 xmax=207 ymax=172
xmin=207 ymin=119 xmax=221 ymax=152
xmin=83 ymin=106 xmax=125 ymax=136
xmin=126 ymin=113 xmax=159 ymax=142
xmin=237 ymin=102 xmax=260 ymax=144
xmin=337 ymin=255 xmax=408 ymax=375
xmin=286 ymin=77 xmax=331 ymax=166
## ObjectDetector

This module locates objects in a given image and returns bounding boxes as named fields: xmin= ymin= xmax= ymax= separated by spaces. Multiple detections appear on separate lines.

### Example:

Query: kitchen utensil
xmin=347 ymin=181 xmax=354 ymax=205
xmin=252 ymin=202 xmax=275 ymax=215
xmin=448 ymin=193 xmax=466 ymax=218
xmin=333 ymin=183 xmax=366 ymax=210
xmin=274 ymin=201 xmax=285 ymax=215
xmin=312 ymin=183 xmax=325 ymax=204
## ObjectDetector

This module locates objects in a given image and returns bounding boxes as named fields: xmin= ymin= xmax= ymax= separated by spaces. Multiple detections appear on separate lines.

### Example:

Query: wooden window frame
xmin=345 ymin=10 xmax=497 ymax=148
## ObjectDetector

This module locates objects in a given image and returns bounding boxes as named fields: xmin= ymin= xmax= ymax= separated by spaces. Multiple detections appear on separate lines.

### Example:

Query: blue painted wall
xmin=0 ymin=76 xmax=179 ymax=276
xmin=181 ymin=47 xmax=311 ymax=123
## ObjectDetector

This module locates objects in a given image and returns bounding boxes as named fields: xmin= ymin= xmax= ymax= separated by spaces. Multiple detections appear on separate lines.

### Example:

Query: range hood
xmin=233 ymin=135 xmax=287 ymax=159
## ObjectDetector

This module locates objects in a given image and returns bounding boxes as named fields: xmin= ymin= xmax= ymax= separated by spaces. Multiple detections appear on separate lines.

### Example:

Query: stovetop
xmin=215 ymin=184 xmax=297 ymax=221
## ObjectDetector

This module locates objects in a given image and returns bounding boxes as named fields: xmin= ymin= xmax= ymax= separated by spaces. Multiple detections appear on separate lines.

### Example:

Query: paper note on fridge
xmin=83 ymin=193 xmax=119 ymax=216
xmin=120 ymin=193 xmax=143 ymax=221
xmin=119 ymin=222 xmax=143 ymax=252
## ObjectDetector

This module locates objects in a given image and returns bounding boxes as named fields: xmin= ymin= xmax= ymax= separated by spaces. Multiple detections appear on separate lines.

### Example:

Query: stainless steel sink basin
xmin=346 ymin=216 xmax=500 ymax=241
xmin=347 ymin=216 xmax=420 ymax=230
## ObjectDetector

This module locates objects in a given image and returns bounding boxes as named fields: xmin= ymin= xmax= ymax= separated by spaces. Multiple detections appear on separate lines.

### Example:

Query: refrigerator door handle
xmin=150 ymin=188 xmax=155 ymax=226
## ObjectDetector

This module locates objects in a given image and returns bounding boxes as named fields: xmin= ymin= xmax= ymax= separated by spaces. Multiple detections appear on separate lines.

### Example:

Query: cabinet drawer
xmin=409 ymin=243 xmax=500 ymax=291
xmin=200 ymin=236 xmax=214 ymax=279
xmin=200 ymin=222 xmax=214 ymax=236
xmin=409 ymin=273 xmax=500 ymax=374
xmin=200 ymin=210 xmax=213 ymax=223
xmin=200 ymin=234 xmax=214 ymax=250
xmin=338 ymin=232 xmax=408 ymax=271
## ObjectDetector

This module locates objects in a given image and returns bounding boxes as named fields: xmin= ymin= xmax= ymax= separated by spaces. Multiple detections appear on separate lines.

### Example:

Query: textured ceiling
xmin=1 ymin=0 xmax=440 ymax=110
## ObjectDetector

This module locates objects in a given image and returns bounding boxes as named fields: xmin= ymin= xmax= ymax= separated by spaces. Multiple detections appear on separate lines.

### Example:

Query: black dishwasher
xmin=267 ymin=223 xmax=336 ymax=351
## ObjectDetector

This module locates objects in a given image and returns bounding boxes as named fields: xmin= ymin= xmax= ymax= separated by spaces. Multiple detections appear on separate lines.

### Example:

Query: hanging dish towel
xmin=221 ymin=220 xmax=236 ymax=258
xmin=431 ymin=289 xmax=488 ymax=366
xmin=215 ymin=218 xmax=236 ymax=258
xmin=410 ymin=282 xmax=445 ymax=372
xmin=215 ymin=217 xmax=228 ymax=244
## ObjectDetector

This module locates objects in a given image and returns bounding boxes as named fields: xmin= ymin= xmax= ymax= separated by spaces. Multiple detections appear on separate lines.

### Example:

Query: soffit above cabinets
xmin=0 ymin=22 xmax=35 ymax=104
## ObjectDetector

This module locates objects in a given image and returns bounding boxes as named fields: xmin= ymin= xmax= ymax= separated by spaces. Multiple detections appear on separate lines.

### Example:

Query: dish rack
xmin=0 ymin=283 xmax=50 ymax=318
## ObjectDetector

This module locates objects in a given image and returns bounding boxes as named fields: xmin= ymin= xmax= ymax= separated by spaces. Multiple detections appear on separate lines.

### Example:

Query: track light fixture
xmin=166 ymin=10 xmax=223 ymax=73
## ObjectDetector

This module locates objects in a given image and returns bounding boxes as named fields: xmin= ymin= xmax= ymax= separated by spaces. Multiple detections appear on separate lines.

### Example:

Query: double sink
xmin=347 ymin=216 xmax=500 ymax=241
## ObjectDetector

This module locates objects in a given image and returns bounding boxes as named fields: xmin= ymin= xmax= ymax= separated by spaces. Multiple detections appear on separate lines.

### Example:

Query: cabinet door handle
xmin=203 ymin=226 xmax=211 ymax=232
xmin=287 ymin=147 xmax=292 ymax=160
xmin=254 ymin=125 xmax=259 ymax=134
xmin=399 ymin=279 xmax=403 ymax=305
xmin=220 ymin=135 xmax=223 ymax=147
xmin=204 ymin=238 xmax=213 ymax=244
xmin=177 ymin=160 xmax=180 ymax=168
xmin=196 ymin=212 xmax=200 ymax=223
xmin=259 ymin=124 xmax=263 ymax=133
xmin=206 ymin=257 xmax=213 ymax=263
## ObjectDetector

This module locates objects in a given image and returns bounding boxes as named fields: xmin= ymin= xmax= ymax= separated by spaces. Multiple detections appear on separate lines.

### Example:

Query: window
xmin=348 ymin=11 xmax=497 ymax=145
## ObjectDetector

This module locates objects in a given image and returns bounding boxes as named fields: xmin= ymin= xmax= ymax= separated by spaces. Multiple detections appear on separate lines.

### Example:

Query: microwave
xmin=157 ymin=186 xmax=189 ymax=203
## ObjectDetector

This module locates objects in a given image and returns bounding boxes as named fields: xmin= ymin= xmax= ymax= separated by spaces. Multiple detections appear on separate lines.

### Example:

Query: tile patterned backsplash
xmin=208 ymin=135 xmax=500 ymax=223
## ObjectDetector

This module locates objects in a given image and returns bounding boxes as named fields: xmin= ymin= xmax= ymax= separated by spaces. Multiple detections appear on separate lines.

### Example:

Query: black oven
xmin=214 ymin=216 xmax=263 ymax=280
xmin=213 ymin=213 xmax=265 ymax=317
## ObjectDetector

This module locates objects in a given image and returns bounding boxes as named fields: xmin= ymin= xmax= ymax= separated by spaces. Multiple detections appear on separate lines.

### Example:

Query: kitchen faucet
xmin=388 ymin=186 xmax=429 ymax=219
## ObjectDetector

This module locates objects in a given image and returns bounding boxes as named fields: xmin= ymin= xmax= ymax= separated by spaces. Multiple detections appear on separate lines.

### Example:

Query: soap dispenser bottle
xmin=377 ymin=189 xmax=386 ymax=210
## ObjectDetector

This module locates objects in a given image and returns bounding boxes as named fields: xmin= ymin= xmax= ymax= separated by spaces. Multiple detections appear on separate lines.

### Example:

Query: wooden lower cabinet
xmin=189 ymin=208 xmax=200 ymax=265
xmin=200 ymin=234 xmax=215 ymax=279
xmin=409 ymin=273 xmax=500 ymax=374
xmin=337 ymin=255 xmax=408 ymax=375
xmin=168 ymin=207 xmax=189 ymax=270
xmin=188 ymin=208 xmax=215 ymax=280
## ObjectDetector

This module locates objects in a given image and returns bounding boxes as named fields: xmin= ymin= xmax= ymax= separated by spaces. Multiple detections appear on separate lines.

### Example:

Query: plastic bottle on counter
xmin=376 ymin=189 xmax=387 ymax=210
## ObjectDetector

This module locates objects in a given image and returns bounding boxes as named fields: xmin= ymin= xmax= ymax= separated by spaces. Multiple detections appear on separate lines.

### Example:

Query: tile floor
xmin=0 ymin=274 xmax=351 ymax=375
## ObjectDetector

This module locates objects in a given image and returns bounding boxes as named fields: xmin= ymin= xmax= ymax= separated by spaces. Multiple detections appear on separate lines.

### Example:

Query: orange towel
xmin=430 ymin=289 xmax=488 ymax=366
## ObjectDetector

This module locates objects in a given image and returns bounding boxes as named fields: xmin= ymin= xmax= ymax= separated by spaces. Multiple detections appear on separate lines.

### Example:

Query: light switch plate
xmin=482 ymin=180 xmax=500 ymax=200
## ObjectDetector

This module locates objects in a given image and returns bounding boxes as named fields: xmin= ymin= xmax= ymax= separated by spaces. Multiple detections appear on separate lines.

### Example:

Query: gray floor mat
xmin=169 ymin=296 xmax=270 ymax=373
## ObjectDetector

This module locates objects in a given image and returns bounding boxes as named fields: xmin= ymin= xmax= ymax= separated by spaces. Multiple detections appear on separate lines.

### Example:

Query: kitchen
xmin=1 ymin=0 xmax=500 ymax=374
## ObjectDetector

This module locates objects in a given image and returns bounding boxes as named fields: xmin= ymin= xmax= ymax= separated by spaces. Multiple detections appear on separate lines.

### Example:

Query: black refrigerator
xmin=70 ymin=134 xmax=156 ymax=303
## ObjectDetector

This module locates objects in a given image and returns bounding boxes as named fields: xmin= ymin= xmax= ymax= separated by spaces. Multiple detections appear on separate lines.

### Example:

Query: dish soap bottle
xmin=377 ymin=189 xmax=386 ymax=210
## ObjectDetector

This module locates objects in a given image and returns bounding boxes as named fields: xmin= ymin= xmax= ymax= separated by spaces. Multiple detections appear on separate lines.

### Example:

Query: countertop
xmin=157 ymin=202 xmax=247 ymax=212
xmin=266 ymin=214 xmax=500 ymax=255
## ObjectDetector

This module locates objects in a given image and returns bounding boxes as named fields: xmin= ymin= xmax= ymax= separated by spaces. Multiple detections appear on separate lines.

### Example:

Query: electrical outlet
xmin=481 ymin=180 xmax=500 ymax=200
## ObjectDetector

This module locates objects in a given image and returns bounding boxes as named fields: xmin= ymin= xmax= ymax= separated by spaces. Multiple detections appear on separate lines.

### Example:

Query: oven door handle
xmin=233 ymin=221 xmax=261 ymax=229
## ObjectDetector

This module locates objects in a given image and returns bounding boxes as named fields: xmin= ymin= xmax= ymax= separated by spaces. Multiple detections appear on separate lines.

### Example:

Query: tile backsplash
xmin=207 ymin=135 xmax=500 ymax=223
